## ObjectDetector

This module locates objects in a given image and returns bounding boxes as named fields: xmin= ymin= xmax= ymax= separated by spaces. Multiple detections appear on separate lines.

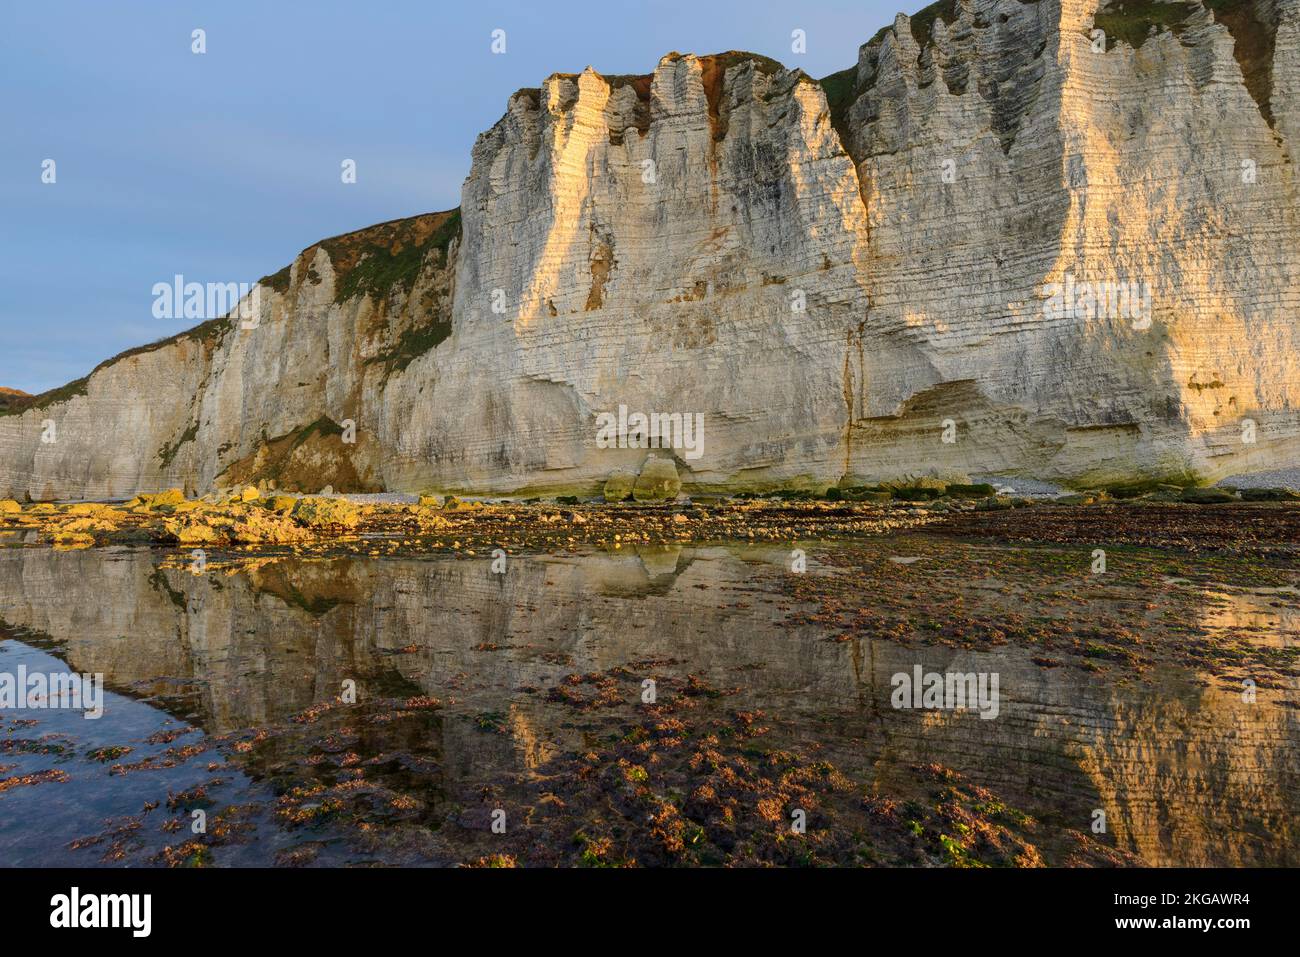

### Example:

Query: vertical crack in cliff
xmin=698 ymin=54 xmax=737 ymax=208
xmin=585 ymin=227 xmax=616 ymax=311
xmin=843 ymin=345 xmax=855 ymax=476
xmin=690 ymin=52 xmax=787 ymax=213
xmin=842 ymin=321 xmax=868 ymax=477
xmin=605 ymin=73 xmax=653 ymax=146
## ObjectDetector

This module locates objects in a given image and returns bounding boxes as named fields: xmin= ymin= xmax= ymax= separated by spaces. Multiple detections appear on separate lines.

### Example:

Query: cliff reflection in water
xmin=0 ymin=541 xmax=1296 ymax=866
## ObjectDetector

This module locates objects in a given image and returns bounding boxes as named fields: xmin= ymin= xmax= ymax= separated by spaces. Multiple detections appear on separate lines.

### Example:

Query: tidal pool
xmin=1 ymin=538 xmax=1296 ymax=867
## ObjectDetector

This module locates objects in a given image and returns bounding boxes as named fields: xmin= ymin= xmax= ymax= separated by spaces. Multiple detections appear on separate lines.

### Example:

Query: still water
xmin=1 ymin=539 xmax=1296 ymax=866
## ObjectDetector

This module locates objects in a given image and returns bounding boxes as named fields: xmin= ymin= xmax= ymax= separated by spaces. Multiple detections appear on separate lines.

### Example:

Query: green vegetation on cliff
xmin=909 ymin=0 xmax=960 ymax=46
xmin=329 ymin=208 xmax=460 ymax=305
xmin=0 ymin=388 xmax=29 ymax=414
xmin=1092 ymin=0 xmax=1198 ymax=50
xmin=366 ymin=314 xmax=454 ymax=376
xmin=819 ymin=67 xmax=860 ymax=150
xmin=259 ymin=264 xmax=291 ymax=294
xmin=157 ymin=420 xmax=200 ymax=468
xmin=0 ymin=379 xmax=87 ymax=417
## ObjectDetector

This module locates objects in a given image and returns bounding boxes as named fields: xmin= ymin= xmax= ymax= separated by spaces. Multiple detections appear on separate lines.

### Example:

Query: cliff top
xmin=542 ymin=50 xmax=786 ymax=85
xmin=0 ymin=387 xmax=29 ymax=415
xmin=259 ymin=207 xmax=460 ymax=305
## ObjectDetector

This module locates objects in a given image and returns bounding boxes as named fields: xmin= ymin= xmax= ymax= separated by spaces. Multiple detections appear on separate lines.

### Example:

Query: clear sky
xmin=1 ymin=0 xmax=900 ymax=393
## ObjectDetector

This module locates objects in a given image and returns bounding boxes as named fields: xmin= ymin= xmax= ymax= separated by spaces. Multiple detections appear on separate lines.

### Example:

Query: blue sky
xmin=1 ymin=0 xmax=899 ymax=393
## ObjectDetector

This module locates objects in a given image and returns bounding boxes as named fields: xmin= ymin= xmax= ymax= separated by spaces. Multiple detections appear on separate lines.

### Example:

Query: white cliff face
xmin=377 ymin=53 xmax=877 ymax=494
xmin=1 ymin=0 xmax=1297 ymax=499
xmin=841 ymin=0 xmax=1300 ymax=483
xmin=0 ymin=212 xmax=459 ymax=500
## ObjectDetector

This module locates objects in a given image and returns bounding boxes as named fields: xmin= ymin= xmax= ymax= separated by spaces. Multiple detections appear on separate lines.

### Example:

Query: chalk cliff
xmin=2 ymin=0 xmax=1297 ymax=499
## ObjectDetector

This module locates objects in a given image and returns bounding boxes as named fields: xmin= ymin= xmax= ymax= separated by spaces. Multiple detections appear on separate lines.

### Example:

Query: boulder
xmin=140 ymin=488 xmax=185 ymax=508
xmin=291 ymin=496 xmax=361 ymax=528
xmin=945 ymin=483 xmax=997 ymax=498
xmin=1180 ymin=487 xmax=1237 ymax=504
xmin=632 ymin=458 xmax=681 ymax=502
xmin=603 ymin=470 xmax=636 ymax=502
xmin=1238 ymin=487 xmax=1300 ymax=502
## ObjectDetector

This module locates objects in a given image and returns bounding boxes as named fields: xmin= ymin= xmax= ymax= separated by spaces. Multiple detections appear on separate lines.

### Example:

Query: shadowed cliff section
xmin=0 ymin=208 xmax=461 ymax=499
xmin=1068 ymin=0 xmax=1280 ymax=126
xmin=1205 ymin=0 xmax=1282 ymax=127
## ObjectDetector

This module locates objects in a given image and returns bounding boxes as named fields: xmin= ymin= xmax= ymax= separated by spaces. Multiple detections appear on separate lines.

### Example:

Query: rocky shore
xmin=5 ymin=475 xmax=1299 ymax=557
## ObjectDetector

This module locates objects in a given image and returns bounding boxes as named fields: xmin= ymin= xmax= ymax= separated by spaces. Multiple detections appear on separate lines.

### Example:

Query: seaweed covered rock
xmin=1180 ymin=487 xmax=1237 ymax=505
xmin=946 ymin=483 xmax=997 ymax=498
xmin=49 ymin=517 xmax=116 ymax=549
xmin=291 ymin=496 xmax=361 ymax=529
xmin=161 ymin=514 xmax=227 ymax=545
xmin=132 ymin=488 xmax=186 ymax=510
xmin=162 ymin=507 xmax=311 ymax=545
xmin=603 ymin=470 xmax=636 ymax=503
xmin=632 ymin=458 xmax=681 ymax=502
xmin=1237 ymin=487 xmax=1300 ymax=502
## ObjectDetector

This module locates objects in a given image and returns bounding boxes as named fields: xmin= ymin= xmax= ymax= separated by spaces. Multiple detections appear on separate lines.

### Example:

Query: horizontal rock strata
xmin=2 ymin=0 xmax=1297 ymax=499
